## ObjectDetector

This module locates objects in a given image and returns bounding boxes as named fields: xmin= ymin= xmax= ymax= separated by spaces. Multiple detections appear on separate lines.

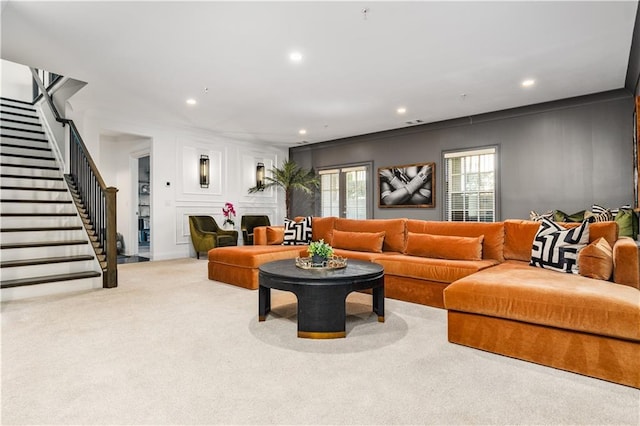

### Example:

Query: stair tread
xmin=0 ymin=163 xmax=59 ymax=170
xmin=0 ymin=111 xmax=39 ymax=120
xmin=0 ymin=117 xmax=42 ymax=127
xmin=0 ymin=134 xmax=47 ymax=143
xmin=1 ymin=186 xmax=66 ymax=191
xmin=0 ymin=174 xmax=63 ymax=181
xmin=1 ymin=142 xmax=51 ymax=151
xmin=0 ymin=97 xmax=34 ymax=106
xmin=1 ymin=200 xmax=72 ymax=204
xmin=1 ymin=226 xmax=84 ymax=232
xmin=1 ymin=152 xmax=55 ymax=161
xmin=1 ymin=255 xmax=95 ymax=268
xmin=0 ymin=125 xmax=45 ymax=135
xmin=0 ymin=103 xmax=36 ymax=113
xmin=1 ymin=240 xmax=88 ymax=249
xmin=1 ymin=271 xmax=101 ymax=289
xmin=0 ymin=212 xmax=77 ymax=217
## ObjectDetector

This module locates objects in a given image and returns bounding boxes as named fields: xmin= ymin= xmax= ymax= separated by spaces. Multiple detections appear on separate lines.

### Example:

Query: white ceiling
xmin=1 ymin=1 xmax=637 ymax=147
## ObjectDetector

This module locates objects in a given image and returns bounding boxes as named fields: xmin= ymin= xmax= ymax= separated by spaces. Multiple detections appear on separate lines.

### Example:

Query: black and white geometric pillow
xmin=611 ymin=204 xmax=632 ymax=218
xmin=585 ymin=204 xmax=613 ymax=222
xmin=282 ymin=216 xmax=312 ymax=245
xmin=530 ymin=218 xmax=589 ymax=274
xmin=529 ymin=210 xmax=553 ymax=222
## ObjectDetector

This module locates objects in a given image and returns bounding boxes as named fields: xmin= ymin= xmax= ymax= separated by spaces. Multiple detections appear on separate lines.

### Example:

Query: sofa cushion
xmin=614 ymin=207 xmax=638 ymax=240
xmin=443 ymin=261 xmax=640 ymax=342
xmin=266 ymin=227 xmax=284 ymax=245
xmin=578 ymin=237 xmax=613 ymax=281
xmin=331 ymin=230 xmax=385 ymax=253
xmin=504 ymin=220 xmax=540 ymax=261
xmin=404 ymin=232 xmax=483 ymax=261
xmin=530 ymin=218 xmax=589 ymax=274
xmin=332 ymin=248 xmax=397 ymax=262
xmin=311 ymin=216 xmax=337 ymax=243
xmin=334 ymin=218 xmax=406 ymax=252
xmin=375 ymin=254 xmax=498 ymax=284
xmin=282 ymin=217 xmax=312 ymax=245
xmin=406 ymin=220 xmax=504 ymax=262
xmin=553 ymin=209 xmax=585 ymax=223
xmin=503 ymin=220 xmax=617 ymax=262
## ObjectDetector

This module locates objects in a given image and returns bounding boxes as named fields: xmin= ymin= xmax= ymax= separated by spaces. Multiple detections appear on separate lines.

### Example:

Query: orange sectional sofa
xmin=444 ymin=220 xmax=639 ymax=389
xmin=207 ymin=216 xmax=640 ymax=388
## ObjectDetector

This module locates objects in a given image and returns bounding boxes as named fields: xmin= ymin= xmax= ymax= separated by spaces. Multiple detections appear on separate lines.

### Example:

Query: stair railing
xmin=29 ymin=68 xmax=65 ymax=125
xmin=32 ymin=69 xmax=62 ymax=101
xmin=30 ymin=67 xmax=118 ymax=288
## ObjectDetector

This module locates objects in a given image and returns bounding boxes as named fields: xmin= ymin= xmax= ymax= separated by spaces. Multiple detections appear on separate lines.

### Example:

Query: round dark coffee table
xmin=258 ymin=259 xmax=385 ymax=339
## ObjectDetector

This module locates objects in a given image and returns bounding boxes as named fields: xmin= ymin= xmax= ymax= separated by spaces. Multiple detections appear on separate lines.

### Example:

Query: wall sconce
xmin=200 ymin=155 xmax=210 ymax=188
xmin=256 ymin=162 xmax=265 ymax=190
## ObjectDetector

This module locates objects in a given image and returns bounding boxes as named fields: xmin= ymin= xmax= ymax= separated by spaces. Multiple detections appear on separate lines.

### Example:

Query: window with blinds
xmin=319 ymin=169 xmax=340 ymax=217
xmin=444 ymin=147 xmax=498 ymax=222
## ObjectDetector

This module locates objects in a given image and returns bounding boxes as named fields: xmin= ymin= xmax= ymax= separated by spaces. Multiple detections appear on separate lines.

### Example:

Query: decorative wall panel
xmin=177 ymin=143 xmax=224 ymax=197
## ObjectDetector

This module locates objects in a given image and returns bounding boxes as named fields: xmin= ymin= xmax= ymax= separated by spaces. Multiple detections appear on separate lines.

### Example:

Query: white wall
xmin=1 ymin=59 xmax=32 ymax=101
xmin=72 ymin=109 xmax=288 ymax=260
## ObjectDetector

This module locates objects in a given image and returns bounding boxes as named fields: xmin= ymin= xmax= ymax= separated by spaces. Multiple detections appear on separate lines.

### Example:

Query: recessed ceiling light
xmin=521 ymin=79 xmax=535 ymax=88
xmin=186 ymin=98 xmax=197 ymax=105
xmin=298 ymin=129 xmax=307 ymax=135
xmin=290 ymin=51 xmax=303 ymax=62
xmin=397 ymin=107 xmax=407 ymax=115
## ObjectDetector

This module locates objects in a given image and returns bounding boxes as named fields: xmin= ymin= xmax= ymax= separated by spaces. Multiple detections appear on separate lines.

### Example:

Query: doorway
xmin=137 ymin=156 xmax=151 ymax=258
xmin=318 ymin=163 xmax=372 ymax=219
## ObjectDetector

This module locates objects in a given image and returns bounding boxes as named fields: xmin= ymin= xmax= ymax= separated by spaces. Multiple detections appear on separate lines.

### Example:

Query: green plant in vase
xmin=308 ymin=239 xmax=334 ymax=265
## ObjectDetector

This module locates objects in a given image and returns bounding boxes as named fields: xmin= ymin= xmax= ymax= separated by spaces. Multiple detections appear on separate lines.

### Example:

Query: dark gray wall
xmin=290 ymin=90 xmax=634 ymax=220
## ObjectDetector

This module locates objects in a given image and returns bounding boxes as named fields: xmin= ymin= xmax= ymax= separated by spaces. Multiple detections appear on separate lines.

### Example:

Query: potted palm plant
xmin=248 ymin=159 xmax=320 ymax=218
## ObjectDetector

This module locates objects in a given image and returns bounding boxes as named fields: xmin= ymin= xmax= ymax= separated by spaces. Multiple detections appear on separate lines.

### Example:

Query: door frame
xmin=130 ymin=149 xmax=151 ymax=256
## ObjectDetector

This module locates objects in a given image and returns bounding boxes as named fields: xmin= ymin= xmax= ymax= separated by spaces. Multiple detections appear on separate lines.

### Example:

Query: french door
xmin=319 ymin=163 xmax=371 ymax=219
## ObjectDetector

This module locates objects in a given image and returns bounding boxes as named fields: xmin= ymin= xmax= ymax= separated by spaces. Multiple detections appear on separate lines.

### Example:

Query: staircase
xmin=1 ymin=97 xmax=102 ymax=300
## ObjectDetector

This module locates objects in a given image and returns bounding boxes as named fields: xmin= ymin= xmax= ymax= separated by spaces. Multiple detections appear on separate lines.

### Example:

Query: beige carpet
xmin=2 ymin=258 xmax=639 ymax=425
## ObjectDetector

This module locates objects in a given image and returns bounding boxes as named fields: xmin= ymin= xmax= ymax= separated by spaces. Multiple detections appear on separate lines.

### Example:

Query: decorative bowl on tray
xmin=295 ymin=256 xmax=348 ymax=270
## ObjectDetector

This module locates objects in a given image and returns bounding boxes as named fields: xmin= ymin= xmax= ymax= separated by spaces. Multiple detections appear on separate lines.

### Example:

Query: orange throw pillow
xmin=331 ymin=230 xmax=385 ymax=253
xmin=578 ymin=237 xmax=613 ymax=280
xmin=266 ymin=227 xmax=284 ymax=245
xmin=405 ymin=232 xmax=484 ymax=260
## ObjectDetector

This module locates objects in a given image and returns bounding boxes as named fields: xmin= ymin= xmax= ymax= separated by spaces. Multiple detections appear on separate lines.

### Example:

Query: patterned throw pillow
xmin=610 ymin=204 xmax=632 ymax=218
xmin=584 ymin=204 xmax=613 ymax=223
xmin=530 ymin=218 xmax=590 ymax=274
xmin=529 ymin=210 xmax=553 ymax=222
xmin=282 ymin=216 xmax=312 ymax=245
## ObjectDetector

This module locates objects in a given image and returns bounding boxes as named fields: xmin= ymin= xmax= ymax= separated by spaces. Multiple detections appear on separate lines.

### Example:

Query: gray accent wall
xmin=290 ymin=90 xmax=634 ymax=221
